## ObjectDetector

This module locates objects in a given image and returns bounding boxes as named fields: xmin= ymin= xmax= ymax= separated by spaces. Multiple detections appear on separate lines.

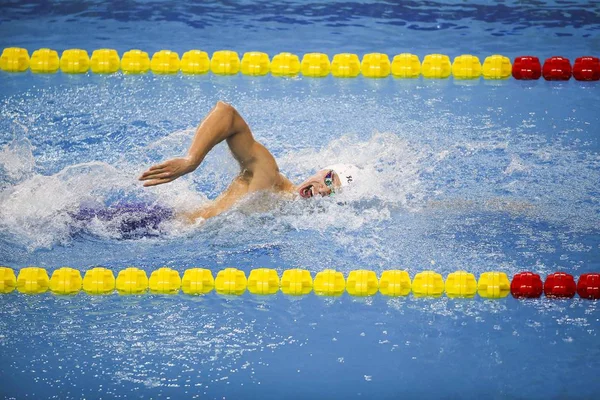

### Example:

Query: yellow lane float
xmin=181 ymin=268 xmax=214 ymax=295
xmin=116 ymin=267 xmax=148 ymax=295
xmin=121 ymin=49 xmax=150 ymax=74
xmin=17 ymin=267 xmax=49 ymax=294
xmin=346 ymin=270 xmax=378 ymax=296
xmin=215 ymin=268 xmax=247 ymax=295
xmin=379 ymin=270 xmax=411 ymax=296
xmin=49 ymin=267 xmax=82 ymax=295
xmin=422 ymin=54 xmax=451 ymax=78
xmin=452 ymin=54 xmax=482 ymax=79
xmin=149 ymin=267 xmax=181 ymax=294
xmin=445 ymin=271 xmax=477 ymax=298
xmin=482 ymin=54 xmax=512 ymax=79
xmin=30 ymin=48 xmax=60 ymax=73
xmin=180 ymin=50 xmax=210 ymax=74
xmin=301 ymin=53 xmax=330 ymax=77
xmin=90 ymin=49 xmax=120 ymax=73
xmin=83 ymin=267 xmax=115 ymax=294
xmin=150 ymin=50 xmax=180 ymax=74
xmin=248 ymin=268 xmax=280 ymax=295
xmin=60 ymin=49 xmax=89 ymax=73
xmin=241 ymin=52 xmax=270 ymax=76
xmin=314 ymin=269 xmax=345 ymax=296
xmin=271 ymin=52 xmax=301 ymax=76
xmin=478 ymin=272 xmax=510 ymax=298
xmin=412 ymin=271 xmax=444 ymax=297
xmin=211 ymin=50 xmax=240 ymax=75
xmin=331 ymin=53 xmax=361 ymax=78
xmin=391 ymin=53 xmax=421 ymax=78
xmin=280 ymin=269 xmax=313 ymax=295
xmin=0 ymin=47 xmax=30 ymax=72
xmin=0 ymin=267 xmax=17 ymax=294
xmin=361 ymin=53 xmax=391 ymax=78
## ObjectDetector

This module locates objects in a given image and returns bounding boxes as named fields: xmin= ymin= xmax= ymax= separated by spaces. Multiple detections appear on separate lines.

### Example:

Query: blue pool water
xmin=1 ymin=1 xmax=599 ymax=399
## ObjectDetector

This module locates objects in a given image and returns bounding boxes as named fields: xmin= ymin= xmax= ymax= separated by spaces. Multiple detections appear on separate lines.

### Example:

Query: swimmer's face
xmin=298 ymin=169 xmax=342 ymax=199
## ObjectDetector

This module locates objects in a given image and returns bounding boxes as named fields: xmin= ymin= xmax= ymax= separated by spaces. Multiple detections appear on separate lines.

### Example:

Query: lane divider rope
xmin=1 ymin=47 xmax=599 ymax=81
xmin=0 ymin=266 xmax=598 ymax=299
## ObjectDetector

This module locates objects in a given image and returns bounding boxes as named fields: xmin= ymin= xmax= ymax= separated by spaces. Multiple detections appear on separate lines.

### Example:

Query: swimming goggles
xmin=324 ymin=170 xmax=335 ymax=195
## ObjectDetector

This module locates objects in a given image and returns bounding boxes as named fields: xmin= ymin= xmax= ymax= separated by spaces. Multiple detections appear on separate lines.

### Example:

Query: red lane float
xmin=544 ymin=272 xmax=576 ymax=298
xmin=512 ymin=56 xmax=542 ymax=80
xmin=577 ymin=273 xmax=600 ymax=299
xmin=573 ymin=56 xmax=600 ymax=81
xmin=510 ymin=272 xmax=543 ymax=298
xmin=542 ymin=56 xmax=572 ymax=80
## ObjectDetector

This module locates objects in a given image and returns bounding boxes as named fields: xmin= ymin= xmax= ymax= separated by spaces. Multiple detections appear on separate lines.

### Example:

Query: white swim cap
xmin=323 ymin=164 xmax=360 ymax=187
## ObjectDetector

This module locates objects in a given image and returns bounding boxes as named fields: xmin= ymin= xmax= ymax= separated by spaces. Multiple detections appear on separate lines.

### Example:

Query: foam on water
xmin=0 ymin=137 xmax=35 ymax=188
xmin=0 ymin=128 xmax=426 ymax=251
xmin=1 ymin=115 xmax=599 ymax=280
xmin=0 ymin=134 xmax=204 ymax=249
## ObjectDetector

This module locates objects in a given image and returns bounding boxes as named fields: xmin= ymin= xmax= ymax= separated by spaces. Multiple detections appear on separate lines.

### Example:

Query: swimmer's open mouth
xmin=300 ymin=185 xmax=314 ymax=198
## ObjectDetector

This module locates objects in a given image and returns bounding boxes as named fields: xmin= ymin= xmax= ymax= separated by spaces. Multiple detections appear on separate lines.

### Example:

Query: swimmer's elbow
xmin=216 ymin=101 xmax=234 ymax=114
xmin=176 ymin=209 xmax=206 ymax=224
xmin=177 ymin=204 xmax=225 ymax=223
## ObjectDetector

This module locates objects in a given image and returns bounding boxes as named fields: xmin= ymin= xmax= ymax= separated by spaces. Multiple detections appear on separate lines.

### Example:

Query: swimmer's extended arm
xmin=139 ymin=101 xmax=279 ymax=187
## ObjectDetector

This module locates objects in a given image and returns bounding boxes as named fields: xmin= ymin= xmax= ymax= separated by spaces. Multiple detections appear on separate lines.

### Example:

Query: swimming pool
xmin=1 ymin=0 xmax=599 ymax=398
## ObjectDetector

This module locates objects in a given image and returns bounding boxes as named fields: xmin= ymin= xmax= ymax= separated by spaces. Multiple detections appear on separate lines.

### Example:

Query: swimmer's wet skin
xmin=139 ymin=101 xmax=359 ymax=221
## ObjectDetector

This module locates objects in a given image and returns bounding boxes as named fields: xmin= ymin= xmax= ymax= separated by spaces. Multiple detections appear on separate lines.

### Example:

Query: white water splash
xmin=0 ymin=130 xmax=426 ymax=251
xmin=0 ymin=137 xmax=35 ymax=189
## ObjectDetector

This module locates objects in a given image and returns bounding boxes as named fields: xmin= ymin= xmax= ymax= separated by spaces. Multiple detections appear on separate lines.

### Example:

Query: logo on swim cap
xmin=323 ymin=164 xmax=360 ymax=187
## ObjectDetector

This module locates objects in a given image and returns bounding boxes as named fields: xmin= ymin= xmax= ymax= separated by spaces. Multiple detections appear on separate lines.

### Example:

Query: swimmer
xmin=139 ymin=101 xmax=360 ymax=222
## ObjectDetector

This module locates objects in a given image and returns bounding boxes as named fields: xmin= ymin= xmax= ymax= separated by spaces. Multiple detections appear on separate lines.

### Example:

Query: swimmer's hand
xmin=139 ymin=156 xmax=198 ymax=187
